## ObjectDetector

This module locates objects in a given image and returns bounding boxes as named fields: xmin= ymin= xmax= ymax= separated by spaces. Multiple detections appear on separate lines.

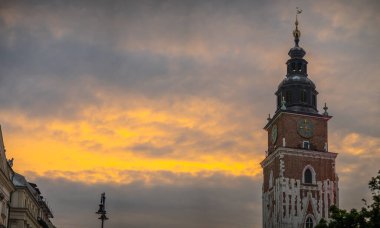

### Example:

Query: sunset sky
xmin=0 ymin=0 xmax=379 ymax=227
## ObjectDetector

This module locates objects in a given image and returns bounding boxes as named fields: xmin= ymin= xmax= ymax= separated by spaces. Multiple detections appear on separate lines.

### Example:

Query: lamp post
xmin=96 ymin=192 xmax=109 ymax=228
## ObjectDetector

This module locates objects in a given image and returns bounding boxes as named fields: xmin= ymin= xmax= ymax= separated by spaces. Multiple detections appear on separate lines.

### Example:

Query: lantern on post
xmin=96 ymin=192 xmax=109 ymax=228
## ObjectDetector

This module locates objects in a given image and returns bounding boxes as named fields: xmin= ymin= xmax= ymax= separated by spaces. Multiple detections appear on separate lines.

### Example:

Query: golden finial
xmin=293 ymin=7 xmax=302 ymax=47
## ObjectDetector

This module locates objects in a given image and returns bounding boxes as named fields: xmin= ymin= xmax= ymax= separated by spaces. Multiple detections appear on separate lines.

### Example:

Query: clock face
xmin=271 ymin=125 xmax=278 ymax=144
xmin=297 ymin=119 xmax=314 ymax=138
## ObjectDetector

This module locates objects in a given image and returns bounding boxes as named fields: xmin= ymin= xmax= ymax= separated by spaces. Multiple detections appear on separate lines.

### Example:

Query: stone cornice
xmin=261 ymin=147 xmax=338 ymax=168
xmin=264 ymin=110 xmax=332 ymax=130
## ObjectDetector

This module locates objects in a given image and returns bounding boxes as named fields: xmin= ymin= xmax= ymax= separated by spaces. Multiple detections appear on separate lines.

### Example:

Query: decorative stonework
xmin=261 ymin=148 xmax=338 ymax=228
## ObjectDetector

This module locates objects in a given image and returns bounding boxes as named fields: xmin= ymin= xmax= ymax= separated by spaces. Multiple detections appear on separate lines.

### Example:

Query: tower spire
xmin=293 ymin=7 xmax=302 ymax=47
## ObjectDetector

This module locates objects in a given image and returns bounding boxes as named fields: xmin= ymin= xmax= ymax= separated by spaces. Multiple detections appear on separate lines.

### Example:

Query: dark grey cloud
xmin=27 ymin=166 xmax=380 ymax=228
xmin=0 ymin=0 xmax=379 ymax=227
xmin=2 ymin=0 xmax=377 ymax=136
xmin=337 ymin=154 xmax=380 ymax=210
xmin=27 ymin=172 xmax=261 ymax=228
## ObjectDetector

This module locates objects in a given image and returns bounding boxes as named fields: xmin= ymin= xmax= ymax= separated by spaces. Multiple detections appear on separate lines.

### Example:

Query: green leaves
xmin=316 ymin=170 xmax=380 ymax=228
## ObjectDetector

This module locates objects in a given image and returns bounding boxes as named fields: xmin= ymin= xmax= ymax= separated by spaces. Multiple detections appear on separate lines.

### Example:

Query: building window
xmin=277 ymin=95 xmax=281 ymax=108
xmin=304 ymin=169 xmax=312 ymax=184
xmin=301 ymin=90 xmax=307 ymax=103
xmin=298 ymin=63 xmax=302 ymax=72
xmin=303 ymin=141 xmax=310 ymax=149
xmin=303 ymin=165 xmax=316 ymax=185
xmin=286 ymin=91 xmax=292 ymax=103
xmin=312 ymin=94 xmax=316 ymax=107
xmin=305 ymin=217 xmax=313 ymax=228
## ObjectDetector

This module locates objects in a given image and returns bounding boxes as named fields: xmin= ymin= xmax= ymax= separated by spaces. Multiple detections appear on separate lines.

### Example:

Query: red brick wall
xmin=267 ymin=113 xmax=329 ymax=154
xmin=283 ymin=154 xmax=336 ymax=182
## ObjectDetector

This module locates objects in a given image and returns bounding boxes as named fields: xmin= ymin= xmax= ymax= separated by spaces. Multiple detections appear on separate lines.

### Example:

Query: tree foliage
xmin=316 ymin=170 xmax=380 ymax=228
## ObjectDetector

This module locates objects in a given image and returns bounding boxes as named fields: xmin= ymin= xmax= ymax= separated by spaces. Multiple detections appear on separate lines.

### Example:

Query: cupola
xmin=275 ymin=13 xmax=318 ymax=114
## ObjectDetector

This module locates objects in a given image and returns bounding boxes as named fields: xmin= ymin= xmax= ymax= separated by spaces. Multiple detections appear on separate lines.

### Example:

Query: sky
xmin=0 ymin=0 xmax=379 ymax=227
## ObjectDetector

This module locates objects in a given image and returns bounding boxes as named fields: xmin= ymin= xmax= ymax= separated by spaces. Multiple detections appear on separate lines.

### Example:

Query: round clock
xmin=271 ymin=125 xmax=278 ymax=144
xmin=297 ymin=119 xmax=314 ymax=138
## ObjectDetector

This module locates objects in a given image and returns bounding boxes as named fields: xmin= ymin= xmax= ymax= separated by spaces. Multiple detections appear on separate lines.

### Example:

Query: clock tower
xmin=261 ymin=15 xmax=339 ymax=228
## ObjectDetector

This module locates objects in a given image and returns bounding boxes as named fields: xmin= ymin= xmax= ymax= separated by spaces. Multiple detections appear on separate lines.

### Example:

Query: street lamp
xmin=96 ymin=192 xmax=109 ymax=228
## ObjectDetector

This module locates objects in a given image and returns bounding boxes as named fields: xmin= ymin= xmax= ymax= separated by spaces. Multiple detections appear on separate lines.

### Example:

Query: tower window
xmin=303 ymin=165 xmax=316 ymax=185
xmin=301 ymin=90 xmax=307 ymax=103
xmin=312 ymin=94 xmax=316 ymax=107
xmin=304 ymin=169 xmax=312 ymax=184
xmin=303 ymin=141 xmax=310 ymax=149
xmin=286 ymin=91 xmax=292 ymax=103
xmin=277 ymin=95 xmax=281 ymax=108
xmin=298 ymin=63 xmax=302 ymax=72
xmin=305 ymin=217 xmax=313 ymax=228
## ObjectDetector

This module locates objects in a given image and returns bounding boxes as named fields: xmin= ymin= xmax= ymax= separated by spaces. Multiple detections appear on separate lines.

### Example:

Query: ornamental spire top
xmin=293 ymin=7 xmax=302 ymax=47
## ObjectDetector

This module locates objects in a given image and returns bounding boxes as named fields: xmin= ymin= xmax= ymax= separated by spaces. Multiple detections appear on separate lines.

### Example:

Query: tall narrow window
xmin=304 ymin=169 xmax=312 ymax=184
xmin=301 ymin=90 xmax=307 ymax=103
xmin=312 ymin=94 xmax=316 ymax=107
xmin=286 ymin=91 xmax=292 ymax=103
xmin=277 ymin=95 xmax=281 ymax=108
xmin=303 ymin=141 xmax=310 ymax=149
xmin=298 ymin=63 xmax=302 ymax=72
xmin=305 ymin=217 xmax=313 ymax=228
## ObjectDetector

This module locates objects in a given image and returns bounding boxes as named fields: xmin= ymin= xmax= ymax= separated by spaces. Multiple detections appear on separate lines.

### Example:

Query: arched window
xmin=305 ymin=217 xmax=313 ymax=228
xmin=304 ymin=169 xmax=312 ymax=184
xmin=302 ymin=165 xmax=316 ymax=185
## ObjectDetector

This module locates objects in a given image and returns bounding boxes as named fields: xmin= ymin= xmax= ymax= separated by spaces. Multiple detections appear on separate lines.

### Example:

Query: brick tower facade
xmin=261 ymin=14 xmax=339 ymax=228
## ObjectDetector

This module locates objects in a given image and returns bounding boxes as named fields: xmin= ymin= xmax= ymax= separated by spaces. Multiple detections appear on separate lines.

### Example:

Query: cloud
xmin=27 ymin=172 xmax=261 ymax=228
xmin=0 ymin=0 xmax=379 ymax=227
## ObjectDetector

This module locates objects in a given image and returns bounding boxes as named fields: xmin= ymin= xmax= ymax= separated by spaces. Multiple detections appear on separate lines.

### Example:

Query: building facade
xmin=0 ymin=126 xmax=55 ymax=228
xmin=261 ymin=17 xmax=339 ymax=228
xmin=9 ymin=173 xmax=55 ymax=228
xmin=0 ymin=128 xmax=15 ymax=228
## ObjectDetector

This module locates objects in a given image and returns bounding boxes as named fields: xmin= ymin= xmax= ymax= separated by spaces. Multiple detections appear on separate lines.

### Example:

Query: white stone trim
xmin=261 ymin=147 xmax=338 ymax=168
xmin=269 ymin=170 xmax=273 ymax=189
